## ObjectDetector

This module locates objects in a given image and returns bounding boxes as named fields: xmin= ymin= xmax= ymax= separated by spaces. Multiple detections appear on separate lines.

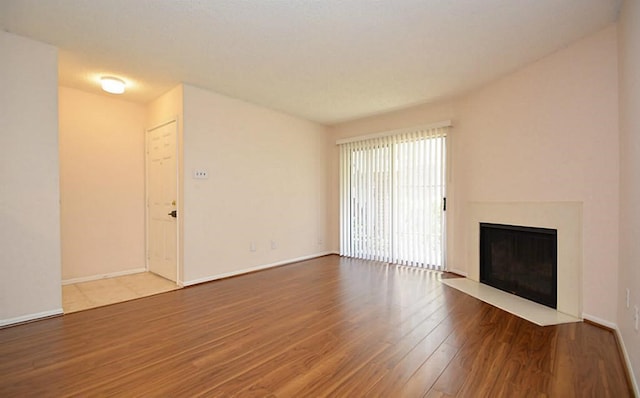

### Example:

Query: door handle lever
xmin=168 ymin=210 xmax=177 ymax=218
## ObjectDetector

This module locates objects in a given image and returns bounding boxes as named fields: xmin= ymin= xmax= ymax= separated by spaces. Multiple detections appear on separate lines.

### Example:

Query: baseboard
xmin=615 ymin=326 xmax=640 ymax=396
xmin=0 ymin=308 xmax=63 ymax=328
xmin=582 ymin=313 xmax=639 ymax=396
xmin=62 ymin=267 xmax=147 ymax=285
xmin=582 ymin=313 xmax=617 ymax=329
xmin=183 ymin=252 xmax=334 ymax=287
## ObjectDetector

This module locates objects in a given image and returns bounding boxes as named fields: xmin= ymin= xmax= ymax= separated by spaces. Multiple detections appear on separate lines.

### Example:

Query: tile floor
xmin=62 ymin=272 xmax=180 ymax=313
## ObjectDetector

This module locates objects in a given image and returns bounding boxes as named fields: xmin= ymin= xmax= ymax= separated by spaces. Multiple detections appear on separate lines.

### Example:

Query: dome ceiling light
xmin=100 ymin=76 xmax=126 ymax=94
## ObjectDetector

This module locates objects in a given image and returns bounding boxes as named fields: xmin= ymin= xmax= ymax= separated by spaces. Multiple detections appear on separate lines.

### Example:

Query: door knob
xmin=168 ymin=210 xmax=177 ymax=218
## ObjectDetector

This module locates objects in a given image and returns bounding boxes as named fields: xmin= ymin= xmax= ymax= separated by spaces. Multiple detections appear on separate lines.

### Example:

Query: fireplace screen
xmin=480 ymin=223 xmax=557 ymax=309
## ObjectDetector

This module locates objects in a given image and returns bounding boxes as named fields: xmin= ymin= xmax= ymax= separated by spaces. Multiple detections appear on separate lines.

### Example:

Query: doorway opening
xmin=58 ymin=88 xmax=180 ymax=313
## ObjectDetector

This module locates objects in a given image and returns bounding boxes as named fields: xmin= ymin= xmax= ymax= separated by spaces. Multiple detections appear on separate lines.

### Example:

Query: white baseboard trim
xmin=62 ymin=267 xmax=147 ymax=285
xmin=582 ymin=313 xmax=616 ymax=329
xmin=183 ymin=252 xmax=334 ymax=287
xmin=0 ymin=308 xmax=63 ymax=328
xmin=582 ymin=313 xmax=639 ymax=396
xmin=615 ymin=325 xmax=640 ymax=396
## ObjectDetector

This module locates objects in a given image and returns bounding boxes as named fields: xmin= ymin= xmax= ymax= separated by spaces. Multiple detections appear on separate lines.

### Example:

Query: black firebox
xmin=480 ymin=223 xmax=557 ymax=309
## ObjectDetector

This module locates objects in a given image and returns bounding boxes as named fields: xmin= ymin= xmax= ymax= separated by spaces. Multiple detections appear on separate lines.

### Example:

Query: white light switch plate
xmin=193 ymin=169 xmax=209 ymax=179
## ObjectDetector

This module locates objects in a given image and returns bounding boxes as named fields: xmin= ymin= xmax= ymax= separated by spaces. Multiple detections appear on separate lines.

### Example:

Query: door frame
xmin=145 ymin=118 xmax=181 ymax=285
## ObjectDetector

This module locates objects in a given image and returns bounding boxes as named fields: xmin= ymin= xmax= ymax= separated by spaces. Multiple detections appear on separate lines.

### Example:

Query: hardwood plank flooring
xmin=0 ymin=255 xmax=632 ymax=397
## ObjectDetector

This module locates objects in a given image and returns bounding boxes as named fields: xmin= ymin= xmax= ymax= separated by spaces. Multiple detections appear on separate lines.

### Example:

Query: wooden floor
xmin=0 ymin=255 xmax=631 ymax=397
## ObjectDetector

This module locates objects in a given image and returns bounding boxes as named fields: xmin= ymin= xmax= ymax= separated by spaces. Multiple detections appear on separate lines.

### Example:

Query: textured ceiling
xmin=0 ymin=0 xmax=620 ymax=124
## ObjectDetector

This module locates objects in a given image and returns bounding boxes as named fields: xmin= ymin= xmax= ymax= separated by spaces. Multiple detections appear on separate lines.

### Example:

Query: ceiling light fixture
xmin=100 ymin=76 xmax=126 ymax=94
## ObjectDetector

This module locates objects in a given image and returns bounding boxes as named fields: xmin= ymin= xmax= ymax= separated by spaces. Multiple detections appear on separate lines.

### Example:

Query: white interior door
xmin=146 ymin=121 xmax=178 ymax=282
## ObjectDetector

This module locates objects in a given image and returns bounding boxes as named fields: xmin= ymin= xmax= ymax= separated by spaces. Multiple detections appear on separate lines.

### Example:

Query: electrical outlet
xmin=317 ymin=238 xmax=324 ymax=246
xmin=627 ymin=288 xmax=631 ymax=309
xmin=250 ymin=241 xmax=256 ymax=252
xmin=635 ymin=306 xmax=639 ymax=332
xmin=193 ymin=169 xmax=209 ymax=179
xmin=271 ymin=240 xmax=277 ymax=250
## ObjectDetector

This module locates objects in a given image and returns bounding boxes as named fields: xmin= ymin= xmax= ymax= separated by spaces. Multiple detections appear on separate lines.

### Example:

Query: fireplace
xmin=480 ymin=223 xmax=557 ymax=309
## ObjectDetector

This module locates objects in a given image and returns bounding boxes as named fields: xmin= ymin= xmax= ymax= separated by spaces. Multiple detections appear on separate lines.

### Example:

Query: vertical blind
xmin=339 ymin=125 xmax=448 ymax=270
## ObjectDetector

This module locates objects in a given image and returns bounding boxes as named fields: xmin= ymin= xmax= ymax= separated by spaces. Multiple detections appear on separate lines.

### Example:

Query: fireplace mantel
xmin=467 ymin=202 xmax=582 ymax=319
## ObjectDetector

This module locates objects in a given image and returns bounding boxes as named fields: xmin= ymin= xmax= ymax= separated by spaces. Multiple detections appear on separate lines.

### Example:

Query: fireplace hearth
xmin=480 ymin=223 xmax=557 ymax=309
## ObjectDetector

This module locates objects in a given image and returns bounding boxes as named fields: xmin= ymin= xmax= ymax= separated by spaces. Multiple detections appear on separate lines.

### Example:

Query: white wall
xmin=454 ymin=25 xmax=619 ymax=323
xmin=59 ymin=87 xmax=146 ymax=281
xmin=0 ymin=32 xmax=62 ymax=324
xmin=147 ymin=85 xmax=184 ymax=131
xmin=182 ymin=84 xmax=328 ymax=284
xmin=618 ymin=0 xmax=640 ymax=387
xmin=329 ymin=25 xmax=620 ymax=324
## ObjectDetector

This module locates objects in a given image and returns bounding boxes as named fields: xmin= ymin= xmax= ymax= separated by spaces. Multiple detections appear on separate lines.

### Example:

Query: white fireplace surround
xmin=467 ymin=202 xmax=582 ymax=319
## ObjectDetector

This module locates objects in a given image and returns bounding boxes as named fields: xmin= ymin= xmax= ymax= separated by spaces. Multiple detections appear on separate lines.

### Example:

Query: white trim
xmin=582 ymin=313 xmax=617 ymax=329
xmin=61 ymin=268 xmax=146 ymax=285
xmin=582 ymin=313 xmax=639 ymax=396
xmin=174 ymin=116 xmax=181 ymax=284
xmin=335 ymin=120 xmax=452 ymax=145
xmin=182 ymin=252 xmax=333 ymax=287
xmin=147 ymin=119 xmax=177 ymax=131
xmin=0 ymin=308 xmax=63 ymax=328
xmin=616 ymin=327 xmax=640 ymax=396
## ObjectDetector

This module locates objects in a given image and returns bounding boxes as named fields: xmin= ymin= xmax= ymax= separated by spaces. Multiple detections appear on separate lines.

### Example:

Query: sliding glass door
xmin=339 ymin=126 xmax=447 ymax=270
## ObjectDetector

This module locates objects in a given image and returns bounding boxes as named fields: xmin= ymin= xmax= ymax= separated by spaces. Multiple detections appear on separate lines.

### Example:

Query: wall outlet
xmin=635 ymin=306 xmax=639 ymax=332
xmin=317 ymin=238 xmax=324 ymax=246
xmin=250 ymin=241 xmax=256 ymax=252
xmin=627 ymin=288 xmax=631 ymax=309
xmin=193 ymin=169 xmax=209 ymax=179
xmin=271 ymin=240 xmax=277 ymax=250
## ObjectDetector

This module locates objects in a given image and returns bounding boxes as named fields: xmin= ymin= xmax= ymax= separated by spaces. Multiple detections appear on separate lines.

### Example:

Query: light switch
xmin=193 ymin=169 xmax=209 ymax=179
